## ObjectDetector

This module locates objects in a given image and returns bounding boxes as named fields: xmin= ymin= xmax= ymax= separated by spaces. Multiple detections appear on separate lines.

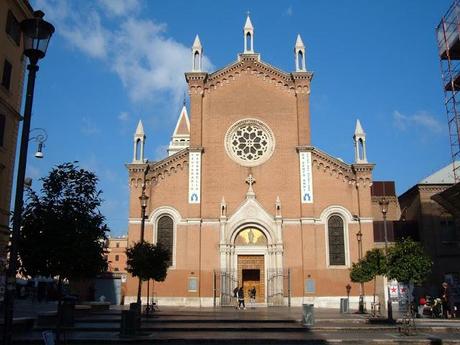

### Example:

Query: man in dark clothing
xmin=237 ymin=287 xmax=245 ymax=310
xmin=441 ymin=282 xmax=454 ymax=318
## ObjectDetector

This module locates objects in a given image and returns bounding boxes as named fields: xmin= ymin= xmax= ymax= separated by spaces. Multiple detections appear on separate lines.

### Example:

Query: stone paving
xmin=7 ymin=304 xmax=460 ymax=344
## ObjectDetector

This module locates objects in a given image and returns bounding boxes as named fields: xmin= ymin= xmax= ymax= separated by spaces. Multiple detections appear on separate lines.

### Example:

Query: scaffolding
xmin=437 ymin=0 xmax=460 ymax=183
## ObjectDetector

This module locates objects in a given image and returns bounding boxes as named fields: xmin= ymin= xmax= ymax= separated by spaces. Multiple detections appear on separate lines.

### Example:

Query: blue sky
xmin=24 ymin=0 xmax=453 ymax=236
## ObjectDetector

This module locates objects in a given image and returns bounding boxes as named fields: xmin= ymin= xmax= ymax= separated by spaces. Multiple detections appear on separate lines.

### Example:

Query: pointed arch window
xmin=193 ymin=51 xmax=200 ymax=71
xmin=246 ymin=32 xmax=252 ymax=52
xmin=135 ymin=139 xmax=141 ymax=161
xmin=298 ymin=50 xmax=304 ymax=70
xmin=157 ymin=215 xmax=173 ymax=266
xmin=328 ymin=215 xmax=345 ymax=265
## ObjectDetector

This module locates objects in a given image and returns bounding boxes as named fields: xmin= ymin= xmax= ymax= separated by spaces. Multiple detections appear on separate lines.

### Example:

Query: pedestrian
xmin=233 ymin=286 xmax=239 ymax=309
xmin=237 ymin=286 xmax=245 ymax=310
xmin=249 ymin=286 xmax=256 ymax=308
xmin=440 ymin=282 xmax=455 ymax=318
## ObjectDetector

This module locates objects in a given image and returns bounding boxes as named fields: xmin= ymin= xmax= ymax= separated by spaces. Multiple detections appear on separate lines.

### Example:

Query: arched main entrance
xmin=218 ymin=221 xmax=284 ymax=306
xmin=235 ymin=228 xmax=267 ymax=303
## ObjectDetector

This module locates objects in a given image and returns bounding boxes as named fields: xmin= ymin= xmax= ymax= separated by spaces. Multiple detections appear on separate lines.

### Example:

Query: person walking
xmin=233 ymin=286 xmax=239 ymax=309
xmin=249 ymin=286 xmax=256 ymax=308
xmin=237 ymin=286 xmax=245 ymax=310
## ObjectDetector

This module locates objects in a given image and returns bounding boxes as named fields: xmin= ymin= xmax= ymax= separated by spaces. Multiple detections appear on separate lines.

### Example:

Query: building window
xmin=328 ymin=215 xmax=345 ymax=265
xmin=2 ymin=60 xmax=12 ymax=90
xmin=115 ymin=255 xmax=119 ymax=261
xmin=0 ymin=114 xmax=5 ymax=147
xmin=440 ymin=218 xmax=457 ymax=242
xmin=116 ymin=242 xmax=120 ymax=248
xmin=157 ymin=215 xmax=173 ymax=266
xmin=6 ymin=11 xmax=20 ymax=46
xmin=114 ymin=267 xmax=119 ymax=272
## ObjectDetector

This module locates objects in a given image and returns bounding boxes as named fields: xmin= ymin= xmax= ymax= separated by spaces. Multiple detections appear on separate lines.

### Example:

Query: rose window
xmin=225 ymin=119 xmax=275 ymax=167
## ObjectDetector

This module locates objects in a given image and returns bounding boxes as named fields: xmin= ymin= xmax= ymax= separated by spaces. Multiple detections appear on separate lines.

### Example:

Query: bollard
xmin=340 ymin=298 xmax=349 ymax=313
xmin=302 ymin=304 xmax=315 ymax=326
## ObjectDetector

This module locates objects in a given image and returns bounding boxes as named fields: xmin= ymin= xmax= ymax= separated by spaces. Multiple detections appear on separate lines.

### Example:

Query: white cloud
xmin=98 ymin=0 xmax=140 ymax=17
xmin=285 ymin=5 xmax=293 ymax=16
xmin=392 ymin=110 xmax=444 ymax=134
xmin=118 ymin=111 xmax=129 ymax=121
xmin=33 ymin=0 xmax=214 ymax=108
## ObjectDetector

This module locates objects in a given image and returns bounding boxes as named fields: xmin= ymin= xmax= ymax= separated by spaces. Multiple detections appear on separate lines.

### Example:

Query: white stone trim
xmin=319 ymin=205 xmax=354 ymax=224
xmin=300 ymin=218 xmax=318 ymax=224
xmin=290 ymin=295 xmax=378 ymax=309
xmin=281 ymin=219 xmax=299 ymax=225
xmin=149 ymin=206 xmax=182 ymax=269
xmin=124 ymin=296 xmax=215 ymax=307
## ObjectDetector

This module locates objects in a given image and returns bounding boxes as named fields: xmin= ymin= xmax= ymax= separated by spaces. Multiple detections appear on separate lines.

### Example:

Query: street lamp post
xmin=356 ymin=229 xmax=364 ymax=313
xmin=136 ymin=165 xmax=150 ymax=307
xmin=2 ymin=11 xmax=54 ymax=345
xmin=379 ymin=197 xmax=393 ymax=322
xmin=30 ymin=128 xmax=48 ymax=158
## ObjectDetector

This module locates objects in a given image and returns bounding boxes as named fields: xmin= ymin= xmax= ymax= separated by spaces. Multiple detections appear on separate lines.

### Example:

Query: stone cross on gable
xmin=245 ymin=173 xmax=256 ymax=197
xmin=246 ymin=173 xmax=255 ymax=188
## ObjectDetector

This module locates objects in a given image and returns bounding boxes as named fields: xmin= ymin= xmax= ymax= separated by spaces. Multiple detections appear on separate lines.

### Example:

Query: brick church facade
xmin=125 ymin=16 xmax=375 ymax=307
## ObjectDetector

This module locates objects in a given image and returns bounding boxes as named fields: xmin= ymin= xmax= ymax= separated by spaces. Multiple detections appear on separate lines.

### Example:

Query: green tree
xmin=350 ymin=248 xmax=386 ymax=311
xmin=18 ymin=162 xmax=108 ymax=343
xmin=386 ymin=238 xmax=432 ymax=285
xmin=350 ymin=259 xmax=374 ymax=284
xmin=126 ymin=242 xmax=170 ymax=283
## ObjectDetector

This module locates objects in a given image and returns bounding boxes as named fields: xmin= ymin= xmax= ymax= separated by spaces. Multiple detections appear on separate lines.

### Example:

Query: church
xmin=125 ymin=16 xmax=375 ymax=307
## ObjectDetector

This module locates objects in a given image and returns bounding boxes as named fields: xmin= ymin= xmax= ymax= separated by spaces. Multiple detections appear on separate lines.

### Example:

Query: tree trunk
xmin=373 ymin=276 xmax=376 ymax=304
xmin=56 ymin=277 xmax=63 ymax=345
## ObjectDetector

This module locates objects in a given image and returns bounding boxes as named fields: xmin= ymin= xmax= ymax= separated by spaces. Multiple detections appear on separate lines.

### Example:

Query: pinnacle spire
xmin=135 ymin=120 xmax=145 ymax=136
xmin=295 ymin=34 xmax=305 ymax=48
xmin=354 ymin=119 xmax=365 ymax=136
xmin=192 ymin=34 xmax=202 ymax=49
xmin=167 ymin=105 xmax=190 ymax=156
xmin=244 ymin=13 xmax=254 ymax=30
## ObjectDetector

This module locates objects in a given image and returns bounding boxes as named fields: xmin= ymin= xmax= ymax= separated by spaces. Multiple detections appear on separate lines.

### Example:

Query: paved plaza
xmin=2 ymin=301 xmax=459 ymax=344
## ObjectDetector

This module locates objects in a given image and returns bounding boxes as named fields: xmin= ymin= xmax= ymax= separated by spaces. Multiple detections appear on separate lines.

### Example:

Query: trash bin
xmin=120 ymin=310 xmax=138 ymax=336
xmin=302 ymin=304 xmax=314 ymax=326
xmin=60 ymin=296 xmax=76 ymax=327
xmin=340 ymin=298 xmax=349 ymax=313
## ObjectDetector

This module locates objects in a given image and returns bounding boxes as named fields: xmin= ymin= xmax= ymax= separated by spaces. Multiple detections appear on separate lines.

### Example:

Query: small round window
xmin=224 ymin=118 xmax=275 ymax=167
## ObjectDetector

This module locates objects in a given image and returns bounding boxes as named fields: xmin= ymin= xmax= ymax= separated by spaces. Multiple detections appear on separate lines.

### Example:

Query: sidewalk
xmin=11 ymin=305 xmax=460 ymax=344
xmin=0 ymin=298 xmax=57 ymax=320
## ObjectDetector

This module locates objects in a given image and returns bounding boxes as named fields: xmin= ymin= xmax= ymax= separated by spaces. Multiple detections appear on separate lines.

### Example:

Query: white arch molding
xmin=149 ymin=206 xmax=182 ymax=269
xmin=319 ymin=205 xmax=352 ymax=268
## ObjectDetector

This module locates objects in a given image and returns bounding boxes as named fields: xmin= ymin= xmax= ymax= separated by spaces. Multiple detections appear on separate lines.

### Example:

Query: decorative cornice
xmin=310 ymin=147 xmax=353 ymax=175
xmin=185 ymin=72 xmax=208 ymax=82
xmin=127 ymin=149 xmax=189 ymax=187
xmin=308 ymin=147 xmax=373 ymax=187
xmin=351 ymin=163 xmax=375 ymax=173
xmin=194 ymin=55 xmax=313 ymax=96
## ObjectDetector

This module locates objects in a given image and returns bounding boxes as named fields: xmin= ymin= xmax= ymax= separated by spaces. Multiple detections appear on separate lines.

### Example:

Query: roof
xmin=431 ymin=182 xmax=460 ymax=216
xmin=173 ymin=105 xmax=190 ymax=136
xmin=419 ymin=161 xmax=458 ymax=184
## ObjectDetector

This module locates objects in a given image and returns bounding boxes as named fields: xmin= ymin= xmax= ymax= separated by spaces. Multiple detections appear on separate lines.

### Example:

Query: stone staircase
xmin=12 ymin=308 xmax=460 ymax=344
